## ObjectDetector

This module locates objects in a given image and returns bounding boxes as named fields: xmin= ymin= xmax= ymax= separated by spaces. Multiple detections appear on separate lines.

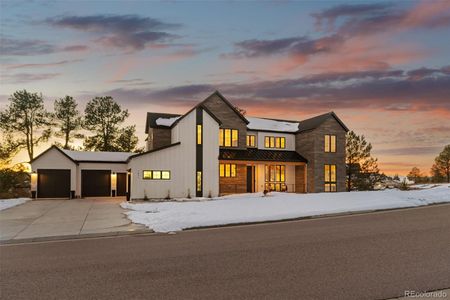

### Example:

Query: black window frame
xmin=143 ymin=170 xmax=171 ymax=180
xmin=325 ymin=134 xmax=337 ymax=153
xmin=264 ymin=136 xmax=286 ymax=149
xmin=324 ymin=164 xmax=337 ymax=192
xmin=219 ymin=128 xmax=239 ymax=148
xmin=246 ymin=134 xmax=256 ymax=147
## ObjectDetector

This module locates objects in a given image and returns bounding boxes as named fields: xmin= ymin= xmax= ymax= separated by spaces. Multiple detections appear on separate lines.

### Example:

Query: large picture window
xmin=325 ymin=135 xmax=336 ymax=152
xmin=219 ymin=129 xmax=239 ymax=147
xmin=265 ymin=165 xmax=286 ymax=191
xmin=143 ymin=170 xmax=171 ymax=180
xmin=264 ymin=136 xmax=285 ymax=149
xmin=324 ymin=164 xmax=337 ymax=192
xmin=219 ymin=163 xmax=237 ymax=177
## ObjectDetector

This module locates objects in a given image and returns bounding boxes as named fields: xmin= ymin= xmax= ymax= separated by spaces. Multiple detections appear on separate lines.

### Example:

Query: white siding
xmin=31 ymin=148 xmax=77 ymax=192
xmin=129 ymin=110 xmax=197 ymax=199
xmin=202 ymin=110 xmax=219 ymax=197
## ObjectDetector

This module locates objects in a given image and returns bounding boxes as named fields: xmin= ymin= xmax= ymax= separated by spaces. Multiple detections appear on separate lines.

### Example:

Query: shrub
xmin=143 ymin=190 xmax=149 ymax=201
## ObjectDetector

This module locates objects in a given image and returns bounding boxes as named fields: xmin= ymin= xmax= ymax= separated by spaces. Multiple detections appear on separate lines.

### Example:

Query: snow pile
xmin=0 ymin=198 xmax=30 ymax=211
xmin=121 ymin=185 xmax=450 ymax=233
xmin=396 ymin=176 xmax=414 ymax=185
xmin=155 ymin=116 xmax=180 ymax=127
xmin=247 ymin=117 xmax=299 ymax=132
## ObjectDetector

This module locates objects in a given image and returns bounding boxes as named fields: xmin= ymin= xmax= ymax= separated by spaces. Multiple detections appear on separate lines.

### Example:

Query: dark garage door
xmin=82 ymin=170 xmax=111 ymax=197
xmin=38 ymin=169 xmax=71 ymax=198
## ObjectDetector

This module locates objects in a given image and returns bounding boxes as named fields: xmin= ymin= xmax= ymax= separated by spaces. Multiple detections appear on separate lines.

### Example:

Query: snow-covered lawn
xmin=0 ymin=198 xmax=30 ymax=211
xmin=121 ymin=185 xmax=450 ymax=233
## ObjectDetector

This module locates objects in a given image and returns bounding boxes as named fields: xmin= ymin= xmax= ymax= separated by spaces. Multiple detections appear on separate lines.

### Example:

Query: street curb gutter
xmin=0 ymin=229 xmax=154 ymax=245
xmin=184 ymin=201 xmax=450 ymax=231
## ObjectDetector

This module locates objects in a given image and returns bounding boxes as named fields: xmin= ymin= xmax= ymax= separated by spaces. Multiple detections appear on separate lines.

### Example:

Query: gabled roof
xmin=219 ymin=148 xmax=307 ymax=163
xmin=297 ymin=111 xmax=349 ymax=133
xmin=30 ymin=145 xmax=77 ymax=164
xmin=61 ymin=149 xmax=133 ymax=163
xmin=247 ymin=117 xmax=299 ymax=133
xmin=30 ymin=146 xmax=134 ymax=164
xmin=127 ymin=142 xmax=181 ymax=161
xmin=145 ymin=112 xmax=182 ymax=133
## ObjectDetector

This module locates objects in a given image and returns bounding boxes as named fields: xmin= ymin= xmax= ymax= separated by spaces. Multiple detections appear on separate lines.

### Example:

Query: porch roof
xmin=219 ymin=149 xmax=307 ymax=163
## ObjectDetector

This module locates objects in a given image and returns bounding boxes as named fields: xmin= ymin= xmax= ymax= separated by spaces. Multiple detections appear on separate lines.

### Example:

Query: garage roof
xmin=61 ymin=149 xmax=133 ymax=163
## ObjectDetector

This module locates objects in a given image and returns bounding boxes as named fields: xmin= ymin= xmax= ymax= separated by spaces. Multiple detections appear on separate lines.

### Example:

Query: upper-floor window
xmin=325 ymin=135 xmax=336 ymax=152
xmin=264 ymin=136 xmax=285 ymax=149
xmin=219 ymin=129 xmax=239 ymax=147
xmin=246 ymin=135 xmax=256 ymax=147
xmin=324 ymin=164 xmax=336 ymax=192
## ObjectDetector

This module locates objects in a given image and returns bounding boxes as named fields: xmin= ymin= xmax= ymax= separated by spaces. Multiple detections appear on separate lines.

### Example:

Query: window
xmin=264 ymin=136 xmax=286 ymax=149
xmin=197 ymin=125 xmax=202 ymax=145
xmin=143 ymin=170 xmax=171 ymax=180
xmin=325 ymin=135 xmax=336 ymax=153
xmin=265 ymin=165 xmax=287 ymax=191
xmin=324 ymin=164 xmax=337 ymax=192
xmin=247 ymin=135 xmax=256 ymax=147
xmin=196 ymin=171 xmax=202 ymax=192
xmin=219 ymin=163 xmax=237 ymax=177
xmin=219 ymin=129 xmax=239 ymax=147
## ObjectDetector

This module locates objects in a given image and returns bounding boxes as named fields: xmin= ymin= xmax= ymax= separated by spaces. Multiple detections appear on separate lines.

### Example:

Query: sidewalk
xmin=0 ymin=198 xmax=150 ymax=243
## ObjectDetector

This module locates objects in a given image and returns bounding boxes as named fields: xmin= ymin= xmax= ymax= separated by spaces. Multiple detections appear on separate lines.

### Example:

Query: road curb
xmin=0 ymin=229 xmax=154 ymax=245
xmin=184 ymin=201 xmax=450 ymax=231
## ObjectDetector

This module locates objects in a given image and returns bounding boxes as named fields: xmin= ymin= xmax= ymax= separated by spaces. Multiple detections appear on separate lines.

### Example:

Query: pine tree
xmin=346 ymin=130 xmax=380 ymax=191
xmin=407 ymin=167 xmax=423 ymax=183
xmin=0 ymin=90 xmax=52 ymax=161
xmin=432 ymin=145 xmax=450 ymax=183
xmin=54 ymin=96 xmax=83 ymax=149
xmin=83 ymin=96 xmax=140 ymax=152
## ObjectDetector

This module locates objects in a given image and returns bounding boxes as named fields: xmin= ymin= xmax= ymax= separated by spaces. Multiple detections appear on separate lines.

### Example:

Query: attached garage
xmin=81 ymin=170 xmax=111 ymax=197
xmin=37 ymin=169 xmax=71 ymax=198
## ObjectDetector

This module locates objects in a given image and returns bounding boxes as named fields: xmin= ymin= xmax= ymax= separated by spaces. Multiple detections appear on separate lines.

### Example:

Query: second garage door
xmin=81 ymin=170 xmax=111 ymax=197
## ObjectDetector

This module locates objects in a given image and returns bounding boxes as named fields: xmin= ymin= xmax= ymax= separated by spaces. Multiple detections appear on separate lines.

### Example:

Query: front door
xmin=246 ymin=166 xmax=254 ymax=193
xmin=116 ymin=173 xmax=127 ymax=196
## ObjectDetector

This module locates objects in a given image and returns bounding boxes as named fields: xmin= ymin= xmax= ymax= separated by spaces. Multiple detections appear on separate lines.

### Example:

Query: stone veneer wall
xmin=201 ymin=94 xmax=247 ymax=150
xmin=147 ymin=128 xmax=172 ymax=150
xmin=219 ymin=164 xmax=247 ymax=195
xmin=295 ymin=165 xmax=306 ymax=193
xmin=296 ymin=117 xmax=346 ymax=192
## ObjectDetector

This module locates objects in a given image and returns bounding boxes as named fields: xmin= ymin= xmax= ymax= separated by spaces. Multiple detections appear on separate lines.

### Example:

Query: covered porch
xmin=218 ymin=148 xmax=308 ymax=195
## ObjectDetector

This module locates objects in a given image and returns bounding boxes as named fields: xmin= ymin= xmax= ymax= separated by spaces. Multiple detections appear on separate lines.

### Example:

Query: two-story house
xmin=30 ymin=91 xmax=348 ymax=200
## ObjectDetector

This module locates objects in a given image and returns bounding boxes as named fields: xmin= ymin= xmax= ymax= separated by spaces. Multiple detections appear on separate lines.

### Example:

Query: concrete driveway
xmin=0 ymin=198 xmax=148 ymax=242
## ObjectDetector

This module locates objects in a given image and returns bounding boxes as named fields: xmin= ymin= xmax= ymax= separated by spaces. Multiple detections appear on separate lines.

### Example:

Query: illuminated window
xmin=197 ymin=171 xmax=202 ymax=192
xmin=219 ymin=164 xmax=237 ymax=177
xmin=143 ymin=171 xmax=152 ymax=179
xmin=143 ymin=170 xmax=171 ymax=180
xmin=325 ymin=135 xmax=336 ymax=153
xmin=264 ymin=165 xmax=286 ymax=191
xmin=264 ymin=136 xmax=286 ymax=149
xmin=197 ymin=125 xmax=202 ymax=145
xmin=324 ymin=164 xmax=337 ymax=192
xmin=247 ymin=135 xmax=256 ymax=147
xmin=219 ymin=129 xmax=239 ymax=147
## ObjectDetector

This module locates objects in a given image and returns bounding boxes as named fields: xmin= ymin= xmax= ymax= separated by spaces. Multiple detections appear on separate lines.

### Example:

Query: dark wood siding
xmin=82 ymin=170 xmax=111 ymax=197
xmin=37 ymin=169 xmax=71 ymax=198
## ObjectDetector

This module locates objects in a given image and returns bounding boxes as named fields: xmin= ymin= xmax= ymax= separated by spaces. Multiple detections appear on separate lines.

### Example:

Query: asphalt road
xmin=1 ymin=204 xmax=450 ymax=300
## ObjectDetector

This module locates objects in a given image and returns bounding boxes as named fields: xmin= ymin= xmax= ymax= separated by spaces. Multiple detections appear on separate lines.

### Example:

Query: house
xmin=30 ymin=91 xmax=349 ymax=200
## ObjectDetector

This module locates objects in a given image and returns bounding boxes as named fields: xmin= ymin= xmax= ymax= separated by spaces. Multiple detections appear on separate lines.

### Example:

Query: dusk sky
xmin=1 ymin=0 xmax=449 ymax=175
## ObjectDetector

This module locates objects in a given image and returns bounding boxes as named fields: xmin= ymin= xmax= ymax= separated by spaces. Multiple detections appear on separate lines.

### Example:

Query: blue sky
xmin=1 ymin=0 xmax=450 ymax=175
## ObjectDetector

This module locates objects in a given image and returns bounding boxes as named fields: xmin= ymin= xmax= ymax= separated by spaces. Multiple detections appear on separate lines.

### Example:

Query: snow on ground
xmin=121 ymin=184 xmax=450 ymax=233
xmin=0 ymin=198 xmax=30 ymax=211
